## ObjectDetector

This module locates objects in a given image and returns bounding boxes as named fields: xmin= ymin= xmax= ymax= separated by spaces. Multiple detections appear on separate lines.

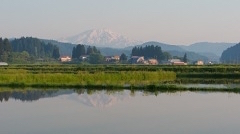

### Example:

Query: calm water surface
xmin=1 ymin=89 xmax=240 ymax=134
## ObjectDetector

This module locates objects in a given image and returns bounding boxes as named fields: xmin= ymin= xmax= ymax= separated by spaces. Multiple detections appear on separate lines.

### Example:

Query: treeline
xmin=72 ymin=44 xmax=100 ymax=59
xmin=221 ymin=43 xmax=240 ymax=64
xmin=11 ymin=37 xmax=60 ymax=59
xmin=131 ymin=45 xmax=169 ymax=61
xmin=0 ymin=37 xmax=60 ymax=63
xmin=0 ymin=38 xmax=11 ymax=62
xmin=72 ymin=44 xmax=103 ymax=64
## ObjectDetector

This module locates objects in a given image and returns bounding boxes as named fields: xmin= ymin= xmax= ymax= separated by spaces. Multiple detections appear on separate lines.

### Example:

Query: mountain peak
xmin=59 ymin=29 xmax=142 ymax=48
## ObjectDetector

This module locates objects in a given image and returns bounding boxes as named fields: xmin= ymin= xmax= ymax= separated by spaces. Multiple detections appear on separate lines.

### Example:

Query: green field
xmin=0 ymin=64 xmax=240 ymax=90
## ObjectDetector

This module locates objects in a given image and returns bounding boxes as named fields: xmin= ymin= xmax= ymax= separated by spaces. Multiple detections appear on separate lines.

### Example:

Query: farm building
xmin=195 ymin=60 xmax=204 ymax=65
xmin=131 ymin=56 xmax=145 ymax=64
xmin=60 ymin=56 xmax=71 ymax=62
xmin=148 ymin=59 xmax=158 ymax=65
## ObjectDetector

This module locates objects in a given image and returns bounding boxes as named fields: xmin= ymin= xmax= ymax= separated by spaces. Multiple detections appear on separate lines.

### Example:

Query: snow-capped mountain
xmin=61 ymin=90 xmax=132 ymax=108
xmin=59 ymin=29 xmax=142 ymax=48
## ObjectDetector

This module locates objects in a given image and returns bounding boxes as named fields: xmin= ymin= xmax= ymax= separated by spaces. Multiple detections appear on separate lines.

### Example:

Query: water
xmin=1 ymin=89 xmax=240 ymax=134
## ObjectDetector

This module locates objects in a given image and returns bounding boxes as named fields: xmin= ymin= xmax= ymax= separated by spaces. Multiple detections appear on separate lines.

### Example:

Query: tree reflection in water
xmin=0 ymin=88 xmax=157 ymax=102
xmin=0 ymin=89 xmax=73 ymax=102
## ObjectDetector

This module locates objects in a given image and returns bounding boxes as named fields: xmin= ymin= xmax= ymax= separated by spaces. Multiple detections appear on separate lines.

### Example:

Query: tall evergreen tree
xmin=183 ymin=53 xmax=187 ymax=63
xmin=72 ymin=47 xmax=76 ymax=59
xmin=52 ymin=46 xmax=60 ymax=59
xmin=86 ymin=46 xmax=94 ymax=55
xmin=120 ymin=53 xmax=127 ymax=62
xmin=72 ymin=44 xmax=86 ymax=59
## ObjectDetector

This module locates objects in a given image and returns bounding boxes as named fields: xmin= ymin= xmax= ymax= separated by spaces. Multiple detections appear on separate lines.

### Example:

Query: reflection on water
xmin=0 ymin=89 xmax=152 ymax=107
xmin=62 ymin=90 xmax=131 ymax=108
xmin=181 ymin=84 xmax=228 ymax=89
xmin=1 ymin=89 xmax=240 ymax=134
xmin=176 ymin=78 xmax=240 ymax=84
xmin=1 ymin=84 xmax=240 ymax=103
xmin=0 ymin=89 xmax=74 ymax=102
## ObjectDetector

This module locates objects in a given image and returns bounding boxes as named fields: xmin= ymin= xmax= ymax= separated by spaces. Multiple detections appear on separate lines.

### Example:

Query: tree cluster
xmin=72 ymin=44 xmax=104 ymax=64
xmin=72 ymin=44 xmax=100 ymax=59
xmin=120 ymin=53 xmax=127 ymax=62
xmin=11 ymin=37 xmax=60 ymax=59
xmin=0 ymin=38 xmax=12 ymax=62
xmin=220 ymin=43 xmax=240 ymax=64
xmin=131 ymin=45 xmax=166 ymax=61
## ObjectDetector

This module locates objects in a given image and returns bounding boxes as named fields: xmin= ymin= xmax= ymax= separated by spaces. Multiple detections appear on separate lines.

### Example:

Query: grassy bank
xmin=177 ymin=73 xmax=240 ymax=78
xmin=0 ymin=69 xmax=176 ymax=88
xmin=1 ymin=64 xmax=240 ymax=88
xmin=3 ymin=64 xmax=240 ymax=73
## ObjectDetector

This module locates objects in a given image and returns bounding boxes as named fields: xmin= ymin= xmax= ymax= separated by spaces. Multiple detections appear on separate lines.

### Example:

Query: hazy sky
xmin=1 ymin=0 xmax=240 ymax=45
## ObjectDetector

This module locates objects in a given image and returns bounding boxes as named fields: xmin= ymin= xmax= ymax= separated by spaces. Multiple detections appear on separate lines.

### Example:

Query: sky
xmin=1 ymin=0 xmax=240 ymax=45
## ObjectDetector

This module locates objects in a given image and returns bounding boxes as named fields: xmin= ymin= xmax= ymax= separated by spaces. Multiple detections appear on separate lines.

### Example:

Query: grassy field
xmin=0 ymin=67 xmax=176 ymax=88
xmin=2 ymin=64 xmax=240 ymax=73
xmin=0 ymin=64 xmax=240 ymax=88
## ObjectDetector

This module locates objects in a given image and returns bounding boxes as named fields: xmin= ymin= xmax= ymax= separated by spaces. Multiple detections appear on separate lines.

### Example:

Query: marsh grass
xmin=0 ymin=69 xmax=176 ymax=88
xmin=1 ymin=64 xmax=240 ymax=89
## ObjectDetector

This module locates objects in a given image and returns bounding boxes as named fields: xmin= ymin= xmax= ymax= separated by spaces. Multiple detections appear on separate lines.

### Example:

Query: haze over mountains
xmin=44 ymin=29 xmax=237 ymax=62
xmin=180 ymin=42 xmax=236 ymax=56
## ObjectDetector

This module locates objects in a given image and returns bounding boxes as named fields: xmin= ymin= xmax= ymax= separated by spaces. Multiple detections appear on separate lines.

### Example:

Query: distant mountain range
xmin=59 ymin=29 xmax=142 ymax=48
xmin=125 ymin=41 xmax=186 ymax=52
xmin=41 ymin=40 xmax=235 ymax=62
xmin=180 ymin=42 xmax=236 ymax=56
xmin=220 ymin=43 xmax=240 ymax=63
xmin=14 ymin=29 xmax=229 ymax=62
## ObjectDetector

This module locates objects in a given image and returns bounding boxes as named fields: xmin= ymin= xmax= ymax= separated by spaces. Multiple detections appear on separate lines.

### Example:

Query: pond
xmin=1 ymin=89 xmax=240 ymax=134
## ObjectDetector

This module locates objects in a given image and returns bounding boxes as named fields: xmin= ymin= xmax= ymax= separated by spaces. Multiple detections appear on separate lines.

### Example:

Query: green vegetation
xmin=0 ymin=64 xmax=240 ymax=90
xmin=2 ymin=64 xmax=240 ymax=73
xmin=131 ymin=45 xmax=167 ymax=61
xmin=0 ymin=38 xmax=11 ymax=62
xmin=183 ymin=53 xmax=187 ymax=63
xmin=0 ymin=37 xmax=60 ymax=63
xmin=0 ymin=67 xmax=176 ymax=88
xmin=120 ymin=53 xmax=128 ymax=63
xmin=72 ymin=44 xmax=101 ymax=60
xmin=11 ymin=37 xmax=60 ymax=60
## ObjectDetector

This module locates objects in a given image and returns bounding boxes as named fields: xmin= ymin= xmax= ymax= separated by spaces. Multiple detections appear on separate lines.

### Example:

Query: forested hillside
xmin=11 ymin=37 xmax=60 ymax=59
xmin=220 ymin=43 xmax=240 ymax=64
xmin=41 ymin=39 xmax=75 ymax=56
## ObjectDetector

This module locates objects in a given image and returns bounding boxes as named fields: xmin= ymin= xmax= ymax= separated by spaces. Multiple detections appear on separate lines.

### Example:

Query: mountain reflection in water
xmin=62 ymin=90 xmax=131 ymax=108
xmin=1 ymin=85 xmax=240 ymax=107
xmin=2 ymin=88 xmax=240 ymax=134
xmin=0 ymin=89 xmax=135 ymax=108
